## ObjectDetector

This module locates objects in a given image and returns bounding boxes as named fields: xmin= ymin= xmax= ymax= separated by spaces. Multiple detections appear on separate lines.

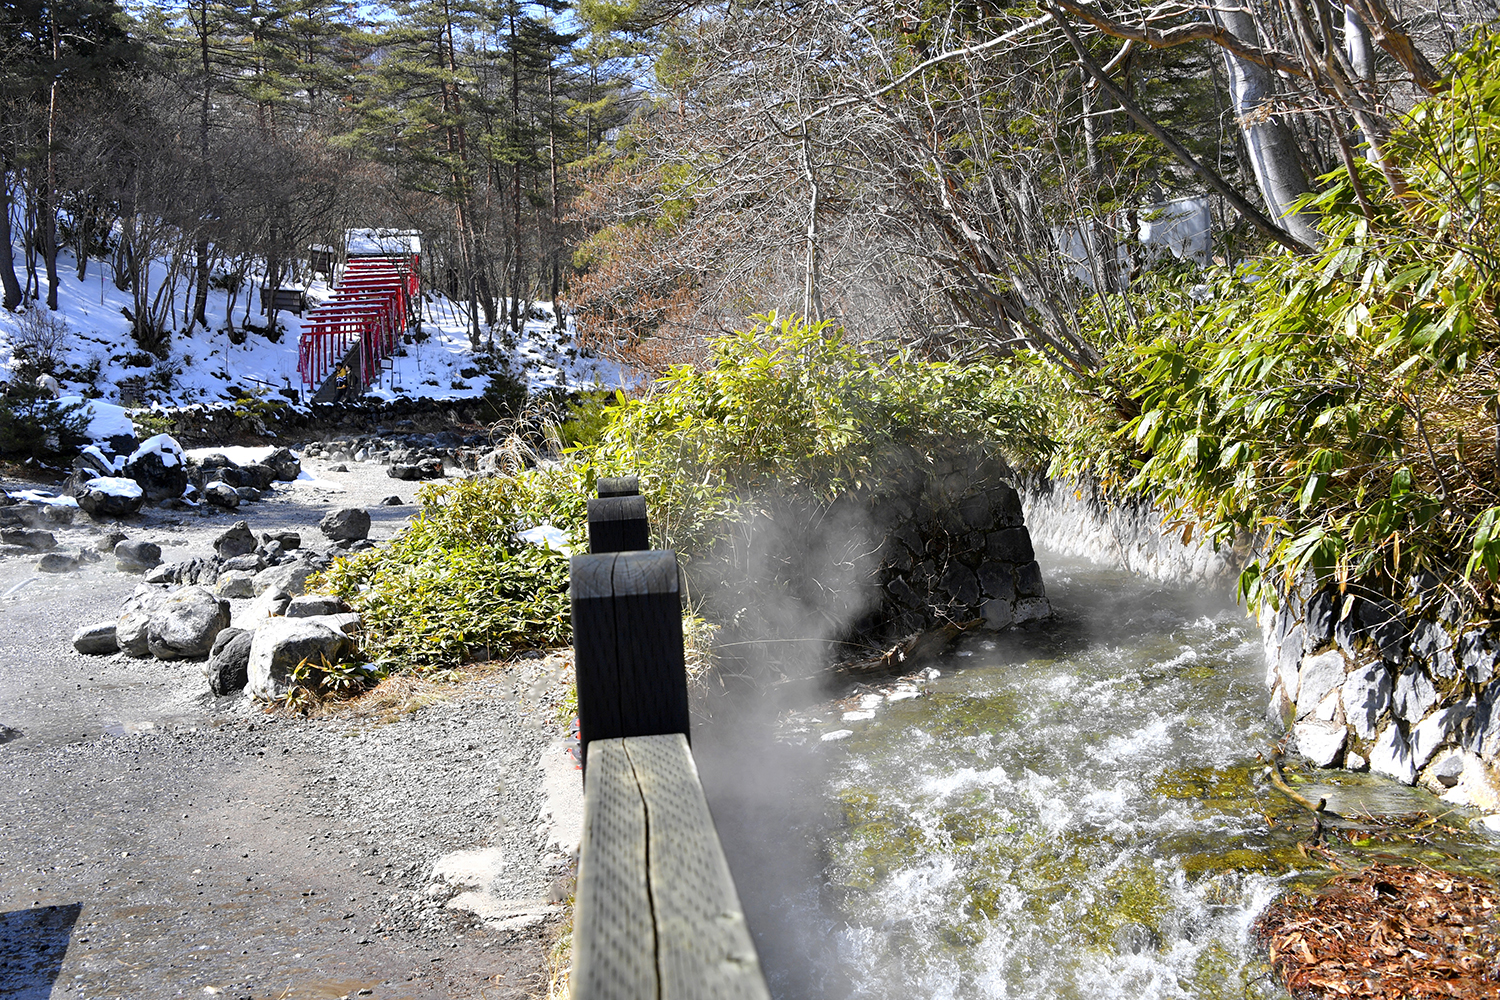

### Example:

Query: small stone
xmin=214 ymin=570 xmax=257 ymax=600
xmin=286 ymin=595 xmax=350 ymax=618
xmin=261 ymin=531 xmax=300 ymax=550
xmin=1431 ymin=749 xmax=1466 ymax=788
xmin=114 ymin=538 xmax=162 ymax=574
xmin=1370 ymin=724 xmax=1418 ymax=785
xmin=1410 ymin=703 xmax=1470 ymax=771
xmin=72 ymin=621 xmax=119 ymax=655
xmin=982 ymin=598 xmax=1014 ymax=629
xmin=1346 ymin=752 xmax=1367 ymax=770
xmin=221 ymin=552 xmax=266 ymax=573
xmin=1295 ymin=650 xmax=1346 ymax=719
xmin=1393 ymin=664 xmax=1437 ymax=725
xmin=208 ymin=628 xmax=254 ymax=696
xmin=203 ymin=481 xmax=240 ymax=509
xmin=96 ymin=529 xmax=128 ymax=553
xmin=379 ymin=495 xmax=404 ymax=506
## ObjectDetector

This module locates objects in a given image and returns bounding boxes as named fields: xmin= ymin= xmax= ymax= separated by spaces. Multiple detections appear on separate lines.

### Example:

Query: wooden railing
xmin=569 ymin=476 xmax=770 ymax=1000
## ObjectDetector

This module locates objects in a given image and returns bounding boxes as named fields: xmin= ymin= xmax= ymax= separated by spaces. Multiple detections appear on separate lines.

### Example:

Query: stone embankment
xmin=1022 ymin=473 xmax=1500 ymax=818
xmin=874 ymin=453 xmax=1051 ymax=634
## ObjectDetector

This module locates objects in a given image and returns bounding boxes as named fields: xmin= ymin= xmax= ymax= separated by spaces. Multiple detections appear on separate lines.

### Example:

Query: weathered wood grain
xmin=572 ymin=735 xmax=770 ymax=1000
xmin=627 ymin=734 xmax=770 ymax=1000
xmin=569 ymin=551 xmax=689 ymax=769
xmin=597 ymin=475 xmax=640 ymax=498
xmin=587 ymin=496 xmax=650 ymax=553
xmin=573 ymin=739 xmax=656 ymax=1000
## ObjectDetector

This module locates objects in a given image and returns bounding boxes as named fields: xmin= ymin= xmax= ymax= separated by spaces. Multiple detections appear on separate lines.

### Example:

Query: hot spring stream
xmin=701 ymin=552 xmax=1500 ymax=1000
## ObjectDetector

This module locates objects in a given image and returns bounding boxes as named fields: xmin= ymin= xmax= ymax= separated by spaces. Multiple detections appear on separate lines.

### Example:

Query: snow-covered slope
xmin=0 ymin=245 xmax=636 ymax=410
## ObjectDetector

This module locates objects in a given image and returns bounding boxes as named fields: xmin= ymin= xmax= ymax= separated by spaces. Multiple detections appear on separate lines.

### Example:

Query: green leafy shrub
xmin=1048 ymin=32 xmax=1500 ymax=611
xmin=0 ymin=381 xmax=89 ymax=460
xmin=320 ymin=312 xmax=1052 ymax=674
xmin=316 ymin=471 xmax=579 ymax=668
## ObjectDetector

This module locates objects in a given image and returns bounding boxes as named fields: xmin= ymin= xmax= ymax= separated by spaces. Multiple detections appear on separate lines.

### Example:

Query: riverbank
xmin=0 ymin=449 xmax=580 ymax=1000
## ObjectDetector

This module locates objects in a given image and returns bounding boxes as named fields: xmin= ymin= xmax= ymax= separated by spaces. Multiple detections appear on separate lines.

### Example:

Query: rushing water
xmin=710 ymin=553 xmax=1500 ymax=1000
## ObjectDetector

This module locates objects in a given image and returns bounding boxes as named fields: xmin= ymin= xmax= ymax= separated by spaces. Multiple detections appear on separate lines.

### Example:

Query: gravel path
xmin=0 ymin=450 xmax=580 ymax=1000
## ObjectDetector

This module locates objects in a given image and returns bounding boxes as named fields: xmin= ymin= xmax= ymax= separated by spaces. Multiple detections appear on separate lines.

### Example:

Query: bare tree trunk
xmin=1213 ymin=2 xmax=1321 ymax=247
xmin=42 ymin=21 xmax=61 ymax=312
xmin=0 ymin=171 xmax=21 ymax=311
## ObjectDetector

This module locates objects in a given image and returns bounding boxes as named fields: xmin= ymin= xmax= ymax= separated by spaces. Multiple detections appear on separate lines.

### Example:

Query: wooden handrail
xmin=569 ymin=477 xmax=770 ymax=1000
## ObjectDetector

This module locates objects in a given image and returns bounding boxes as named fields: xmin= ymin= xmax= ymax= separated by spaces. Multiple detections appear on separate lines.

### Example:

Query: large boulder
xmin=252 ymin=560 xmax=313 ymax=597
xmin=116 ymin=587 xmax=166 ymax=658
xmin=123 ymin=433 xmax=188 ymax=501
xmin=214 ymin=521 xmax=257 ymax=559
xmin=145 ymin=586 xmax=230 ymax=660
xmin=115 ymin=538 xmax=162 ymax=574
xmin=72 ymin=621 xmax=119 ymax=655
xmin=2 ymin=528 xmax=56 ymax=551
xmin=264 ymin=447 xmax=301 ymax=481
xmin=208 ymin=628 xmax=253 ymax=695
xmin=77 ymin=477 xmax=145 ymax=519
xmin=319 ymin=507 xmax=370 ymax=542
xmin=246 ymin=618 xmax=353 ymax=699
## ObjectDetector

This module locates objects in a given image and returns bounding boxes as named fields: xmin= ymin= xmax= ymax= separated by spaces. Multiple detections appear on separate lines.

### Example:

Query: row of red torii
xmin=296 ymin=230 xmax=422 ymax=397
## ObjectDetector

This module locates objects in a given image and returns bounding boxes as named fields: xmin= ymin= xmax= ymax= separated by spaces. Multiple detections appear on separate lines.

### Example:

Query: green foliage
xmin=327 ymin=312 xmax=1052 ymax=671
xmin=556 ymin=389 xmax=622 ymax=449
xmin=315 ymin=473 xmax=577 ymax=669
xmin=0 ymin=381 xmax=89 ymax=460
xmin=1049 ymin=32 xmax=1500 ymax=610
xmin=597 ymin=312 xmax=1052 ymax=547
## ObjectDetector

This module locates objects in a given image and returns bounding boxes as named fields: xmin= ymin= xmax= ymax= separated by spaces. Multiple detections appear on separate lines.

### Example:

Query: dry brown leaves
xmin=1256 ymin=862 xmax=1500 ymax=999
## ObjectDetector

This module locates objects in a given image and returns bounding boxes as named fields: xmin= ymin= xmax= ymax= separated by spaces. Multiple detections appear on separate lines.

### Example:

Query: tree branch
xmin=1046 ymin=6 xmax=1317 ymax=255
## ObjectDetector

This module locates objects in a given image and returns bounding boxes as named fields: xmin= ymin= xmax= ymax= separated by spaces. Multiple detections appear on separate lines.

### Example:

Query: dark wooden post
xmin=597 ymin=475 xmax=639 ymax=498
xmin=571 ymin=550 xmax=689 ymax=770
xmin=587 ymin=495 xmax=650 ymax=553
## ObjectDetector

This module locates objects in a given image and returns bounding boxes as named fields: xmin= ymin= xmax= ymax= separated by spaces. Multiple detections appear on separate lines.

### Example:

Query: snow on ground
xmin=0 ymin=243 xmax=639 ymax=411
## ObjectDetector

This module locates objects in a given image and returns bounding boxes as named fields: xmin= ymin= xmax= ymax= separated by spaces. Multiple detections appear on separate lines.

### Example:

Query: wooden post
xmin=573 ymin=733 xmax=771 ymax=1000
xmin=597 ymin=475 xmax=640 ymax=498
xmin=587 ymin=496 xmax=649 ymax=553
xmin=571 ymin=550 xmax=689 ymax=769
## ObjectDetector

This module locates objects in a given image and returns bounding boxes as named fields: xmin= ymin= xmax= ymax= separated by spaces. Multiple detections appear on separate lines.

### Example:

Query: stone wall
xmin=1020 ymin=475 xmax=1246 ymax=589
xmin=1263 ymin=581 xmax=1500 ymax=810
xmin=872 ymin=455 xmax=1050 ymax=636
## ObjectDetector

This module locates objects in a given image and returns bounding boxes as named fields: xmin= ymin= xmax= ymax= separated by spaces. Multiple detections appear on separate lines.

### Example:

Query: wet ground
xmin=0 ymin=455 xmax=571 ymax=1000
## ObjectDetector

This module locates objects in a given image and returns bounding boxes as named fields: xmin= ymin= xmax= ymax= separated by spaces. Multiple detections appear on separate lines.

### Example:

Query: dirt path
xmin=0 ymin=451 xmax=580 ymax=1000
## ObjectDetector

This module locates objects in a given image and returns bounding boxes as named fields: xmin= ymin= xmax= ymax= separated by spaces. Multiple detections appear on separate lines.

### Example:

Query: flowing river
xmin=702 ymin=551 xmax=1500 ymax=1000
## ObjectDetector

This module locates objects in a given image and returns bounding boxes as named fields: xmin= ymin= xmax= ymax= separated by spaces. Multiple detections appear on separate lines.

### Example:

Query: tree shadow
xmin=0 ymin=903 xmax=82 ymax=999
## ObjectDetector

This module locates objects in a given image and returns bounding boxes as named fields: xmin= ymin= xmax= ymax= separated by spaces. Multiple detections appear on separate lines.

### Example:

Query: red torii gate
xmin=297 ymin=240 xmax=420 ymax=397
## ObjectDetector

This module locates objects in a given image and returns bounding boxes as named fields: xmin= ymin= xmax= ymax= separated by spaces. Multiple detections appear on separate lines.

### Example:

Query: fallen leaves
xmin=1256 ymin=862 xmax=1500 ymax=999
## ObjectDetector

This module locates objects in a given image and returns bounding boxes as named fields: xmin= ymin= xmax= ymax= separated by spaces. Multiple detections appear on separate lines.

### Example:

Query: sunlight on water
xmin=815 ymin=558 xmax=1299 ymax=1000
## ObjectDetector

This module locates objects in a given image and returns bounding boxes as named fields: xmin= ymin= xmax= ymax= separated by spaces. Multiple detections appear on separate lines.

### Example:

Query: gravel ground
xmin=0 ymin=449 xmax=580 ymax=1000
